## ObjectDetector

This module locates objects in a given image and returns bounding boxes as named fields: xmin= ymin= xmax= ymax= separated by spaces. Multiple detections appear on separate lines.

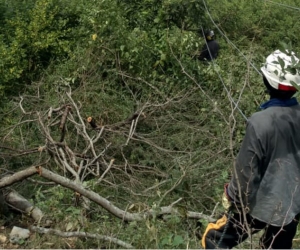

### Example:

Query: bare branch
xmin=57 ymin=147 xmax=79 ymax=181
xmin=59 ymin=105 xmax=72 ymax=131
xmin=157 ymin=166 xmax=186 ymax=207
xmin=0 ymin=166 xmax=215 ymax=222
xmin=29 ymin=226 xmax=134 ymax=249
xmin=0 ymin=145 xmax=42 ymax=157
xmin=97 ymin=159 xmax=115 ymax=184
xmin=0 ymin=167 xmax=39 ymax=187
xmin=59 ymin=105 xmax=72 ymax=142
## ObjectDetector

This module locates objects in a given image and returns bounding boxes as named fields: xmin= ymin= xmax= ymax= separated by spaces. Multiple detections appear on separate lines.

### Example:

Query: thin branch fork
xmin=87 ymin=110 xmax=146 ymax=131
xmin=0 ymin=145 xmax=43 ymax=157
xmin=48 ymin=104 xmax=70 ymax=119
xmin=59 ymin=105 xmax=72 ymax=142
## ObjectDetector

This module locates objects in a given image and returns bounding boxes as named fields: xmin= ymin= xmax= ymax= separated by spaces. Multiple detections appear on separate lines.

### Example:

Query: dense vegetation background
xmin=1 ymin=0 xmax=300 ymax=248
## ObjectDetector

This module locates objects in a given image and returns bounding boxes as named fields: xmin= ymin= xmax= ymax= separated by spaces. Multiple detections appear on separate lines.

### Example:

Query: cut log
xmin=5 ymin=190 xmax=43 ymax=222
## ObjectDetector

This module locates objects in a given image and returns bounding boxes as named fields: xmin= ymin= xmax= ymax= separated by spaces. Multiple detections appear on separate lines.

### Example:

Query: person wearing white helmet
xmin=261 ymin=50 xmax=300 ymax=97
xmin=201 ymin=50 xmax=300 ymax=249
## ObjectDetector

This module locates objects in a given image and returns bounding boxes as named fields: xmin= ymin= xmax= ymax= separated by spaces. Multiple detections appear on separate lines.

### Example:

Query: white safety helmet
xmin=261 ymin=50 xmax=300 ymax=91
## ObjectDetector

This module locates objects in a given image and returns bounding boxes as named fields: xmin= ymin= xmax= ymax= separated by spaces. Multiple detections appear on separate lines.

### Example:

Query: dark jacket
xmin=198 ymin=40 xmax=220 ymax=61
xmin=228 ymin=102 xmax=300 ymax=226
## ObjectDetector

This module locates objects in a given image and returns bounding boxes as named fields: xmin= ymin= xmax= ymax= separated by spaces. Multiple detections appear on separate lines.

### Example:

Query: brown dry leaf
xmin=6 ymin=242 xmax=19 ymax=249
xmin=65 ymin=237 xmax=77 ymax=248
xmin=0 ymin=234 xmax=7 ymax=243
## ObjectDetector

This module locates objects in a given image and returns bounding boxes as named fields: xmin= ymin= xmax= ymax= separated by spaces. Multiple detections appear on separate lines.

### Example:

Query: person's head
xmin=261 ymin=50 xmax=300 ymax=99
xmin=204 ymin=30 xmax=214 ymax=41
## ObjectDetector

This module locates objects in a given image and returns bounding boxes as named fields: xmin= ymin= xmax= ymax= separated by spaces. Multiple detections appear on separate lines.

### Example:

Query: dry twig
xmin=30 ymin=226 xmax=134 ymax=249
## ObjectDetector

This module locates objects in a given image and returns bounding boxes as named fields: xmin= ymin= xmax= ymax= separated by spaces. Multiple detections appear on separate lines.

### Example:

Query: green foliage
xmin=118 ymin=0 xmax=207 ymax=31
xmin=0 ymin=0 xmax=84 ymax=94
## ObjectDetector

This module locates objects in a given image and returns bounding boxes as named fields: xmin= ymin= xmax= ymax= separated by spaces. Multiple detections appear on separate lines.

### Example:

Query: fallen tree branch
xmin=0 ymin=166 xmax=216 ymax=222
xmin=29 ymin=226 xmax=134 ymax=249
xmin=0 ymin=167 xmax=38 ymax=187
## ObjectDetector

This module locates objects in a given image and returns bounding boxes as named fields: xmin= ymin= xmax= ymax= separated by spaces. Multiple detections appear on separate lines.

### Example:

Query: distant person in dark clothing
xmin=198 ymin=30 xmax=220 ymax=61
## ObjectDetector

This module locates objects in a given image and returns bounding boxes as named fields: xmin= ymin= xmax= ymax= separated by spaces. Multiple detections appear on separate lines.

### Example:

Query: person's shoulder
xmin=249 ymin=105 xmax=300 ymax=127
xmin=249 ymin=109 xmax=267 ymax=120
xmin=210 ymin=39 xmax=220 ymax=47
xmin=248 ymin=109 xmax=273 ymax=127
xmin=209 ymin=39 xmax=218 ymax=44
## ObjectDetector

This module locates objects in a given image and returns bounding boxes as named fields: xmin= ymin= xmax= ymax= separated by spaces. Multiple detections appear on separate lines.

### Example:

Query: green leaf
xmin=173 ymin=235 xmax=184 ymax=246
xmin=271 ymin=61 xmax=279 ymax=65
xmin=161 ymin=238 xmax=170 ymax=246
xmin=279 ymin=41 xmax=288 ymax=51
xmin=291 ymin=56 xmax=296 ymax=65
xmin=285 ymin=66 xmax=296 ymax=75
xmin=290 ymin=81 xmax=300 ymax=91
xmin=279 ymin=75 xmax=286 ymax=81
xmin=277 ymin=56 xmax=285 ymax=69
xmin=160 ymin=53 xmax=166 ymax=61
